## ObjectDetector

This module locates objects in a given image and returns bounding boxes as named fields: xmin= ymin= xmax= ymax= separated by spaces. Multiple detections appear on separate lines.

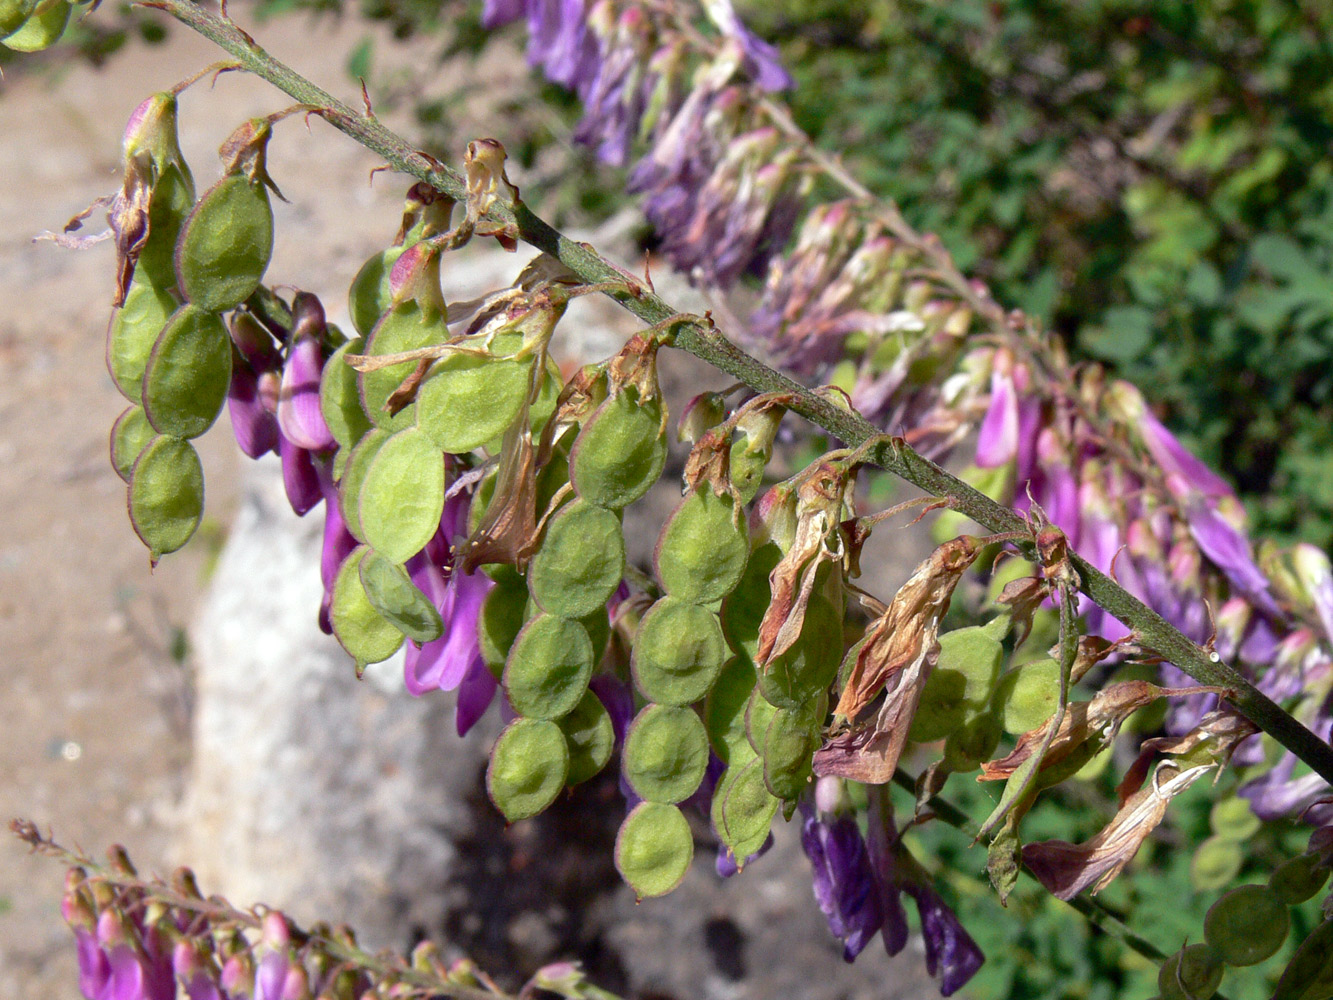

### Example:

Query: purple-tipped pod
xmin=278 ymin=330 xmax=334 ymax=451
xmin=716 ymin=833 xmax=774 ymax=877
xmin=799 ymin=780 xmax=883 ymax=962
xmin=749 ymin=480 xmax=799 ymax=552
xmin=677 ymin=391 xmax=727 ymax=444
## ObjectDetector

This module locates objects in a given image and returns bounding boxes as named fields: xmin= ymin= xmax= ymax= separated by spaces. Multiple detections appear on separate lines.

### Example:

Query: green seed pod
xmin=1268 ymin=852 xmax=1330 ymax=906
xmin=503 ymin=614 xmax=594 ymax=720
xmin=486 ymin=718 xmax=570 ymax=822
xmin=1158 ymin=944 xmax=1223 ymax=1000
xmin=558 ymin=690 xmax=615 ymax=786
xmin=909 ymin=625 xmax=1006 ymax=743
xmin=320 ymin=338 xmax=373 ymax=450
xmin=570 ymin=390 xmax=667 ymax=509
xmin=720 ymin=542 xmax=782 ymax=663
xmin=0 ymin=0 xmax=35 ymax=36
xmin=329 ymin=545 xmax=405 ymax=667
xmin=1203 ymin=884 xmax=1289 ymax=966
xmin=582 ymin=605 xmax=611 ymax=666
xmin=107 ymin=279 xmax=177 ymax=402
xmin=756 ymin=596 xmax=842 ymax=710
xmin=705 ymin=657 xmax=759 ymax=764
xmin=109 ymin=405 xmax=156 ymax=483
xmin=359 ymin=302 xmax=449 ymax=428
xmin=631 ymin=597 xmax=727 ymax=706
xmin=941 ymin=712 xmax=1002 ymax=772
xmin=357 ymin=549 xmax=444 ymax=644
xmin=1190 ymin=835 xmax=1244 ymax=892
xmin=477 ymin=574 xmax=529 ymax=669
xmin=615 ymin=801 xmax=693 ymax=900
xmin=711 ymin=759 xmax=779 ymax=862
xmin=744 ymin=686 xmax=780 ymax=757
xmin=729 ymin=439 xmax=768 ymax=506
xmin=1271 ymin=918 xmax=1333 ymax=1000
xmin=527 ymin=499 xmax=625 ymax=620
xmin=1209 ymin=797 xmax=1262 ymax=842
xmin=338 ymin=427 xmax=391 ymax=544
xmin=142 ymin=304 xmax=232 ymax=439
xmin=655 ymin=489 xmax=750 ymax=604
xmin=127 ymin=435 xmax=204 ymax=561
xmin=174 ymin=173 xmax=274 ymax=313
xmin=347 ymin=245 xmax=406 ymax=338
xmin=762 ymin=705 xmax=819 ymax=801
xmin=623 ymin=704 xmax=709 ymax=804
xmin=1 ymin=0 xmax=69 ymax=51
xmin=357 ymin=426 xmax=445 ymax=565
xmin=994 ymin=657 xmax=1062 ymax=735
xmin=139 ymin=164 xmax=196 ymax=292
xmin=415 ymin=349 xmax=534 ymax=454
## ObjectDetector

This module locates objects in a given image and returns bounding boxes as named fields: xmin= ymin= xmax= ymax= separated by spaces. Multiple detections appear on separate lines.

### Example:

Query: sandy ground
xmin=0 ymin=14 xmax=472 ymax=997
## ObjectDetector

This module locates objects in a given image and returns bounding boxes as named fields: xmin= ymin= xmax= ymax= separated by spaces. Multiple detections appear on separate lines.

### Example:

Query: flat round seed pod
xmin=338 ymin=427 xmax=390 ymax=544
xmin=994 ymin=657 xmax=1062 ymax=735
xmin=558 ymin=689 xmax=615 ymax=785
xmin=615 ymin=802 xmax=693 ymax=900
xmin=528 ymin=499 xmax=625 ymax=620
xmin=711 ymin=759 xmax=779 ymax=862
xmin=358 ymin=549 xmax=444 ymax=644
xmin=347 ymin=245 xmax=406 ymax=338
xmin=762 ymin=706 xmax=818 ymax=801
xmin=107 ymin=279 xmax=176 ymax=401
xmin=320 ymin=338 xmax=373 ymax=450
xmin=359 ymin=303 xmax=449 ymax=428
xmin=1209 ymin=796 xmax=1262 ymax=842
xmin=1190 ymin=835 xmax=1243 ymax=892
xmin=0 ymin=0 xmax=36 ymax=36
xmin=127 ymin=435 xmax=203 ymax=561
xmin=1271 ymin=918 xmax=1333 ymax=1000
xmin=744 ymin=687 xmax=779 ymax=756
xmin=910 ymin=626 xmax=1005 ymax=743
xmin=330 ymin=545 xmax=405 ymax=667
xmin=941 ymin=712 xmax=1002 ymax=771
xmin=109 ymin=406 xmax=156 ymax=483
xmin=1 ymin=0 xmax=68 ymax=51
xmin=582 ymin=605 xmax=611 ymax=666
xmin=1158 ymin=945 xmax=1223 ymax=1000
xmin=571 ymin=390 xmax=666 ymax=509
xmin=175 ymin=174 xmax=274 ymax=313
xmin=655 ymin=490 xmax=749 ymax=604
xmin=142 ymin=304 xmax=232 ymax=439
xmin=630 ymin=598 xmax=727 ymax=706
xmin=624 ymin=704 xmax=709 ymax=804
xmin=720 ymin=542 xmax=782 ymax=663
xmin=139 ymin=164 xmax=195 ymax=292
xmin=357 ymin=426 xmax=445 ymax=565
xmin=1203 ymin=885 xmax=1288 ymax=966
xmin=704 ymin=657 xmax=758 ymax=764
xmin=756 ymin=596 xmax=842 ymax=710
xmin=486 ymin=718 xmax=569 ymax=822
xmin=503 ymin=614 xmax=594 ymax=720
xmin=416 ymin=349 xmax=533 ymax=454
xmin=1269 ymin=853 xmax=1329 ymax=906
xmin=477 ymin=575 xmax=530 ymax=668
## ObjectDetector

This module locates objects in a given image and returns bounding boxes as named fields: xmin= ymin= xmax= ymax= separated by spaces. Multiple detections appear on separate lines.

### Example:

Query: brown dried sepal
xmin=1116 ymin=708 xmax=1255 ymax=803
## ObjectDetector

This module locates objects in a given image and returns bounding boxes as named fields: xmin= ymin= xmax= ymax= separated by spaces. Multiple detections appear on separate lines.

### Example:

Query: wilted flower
xmin=798 ymin=785 xmax=882 ymax=961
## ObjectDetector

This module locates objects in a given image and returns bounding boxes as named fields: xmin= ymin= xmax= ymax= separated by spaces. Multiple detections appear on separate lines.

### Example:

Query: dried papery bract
xmin=814 ymin=535 xmax=983 ymax=784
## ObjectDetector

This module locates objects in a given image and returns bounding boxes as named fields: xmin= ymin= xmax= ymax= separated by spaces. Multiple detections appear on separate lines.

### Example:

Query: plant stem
xmin=144 ymin=0 xmax=1333 ymax=788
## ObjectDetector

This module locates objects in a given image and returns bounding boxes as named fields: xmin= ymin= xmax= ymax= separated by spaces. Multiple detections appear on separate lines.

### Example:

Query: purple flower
xmin=253 ymin=953 xmax=290 ymax=1000
xmin=403 ymin=560 xmax=492 ymax=696
xmin=975 ymin=361 xmax=1018 ymax=469
xmin=903 ymin=883 xmax=986 ymax=997
xmin=1182 ymin=494 xmax=1282 ymax=617
xmin=279 ymin=434 xmax=323 ymax=517
xmin=589 ymin=673 xmax=635 ymax=747
xmin=798 ymin=798 xmax=883 ymax=961
xmin=701 ymin=0 xmax=793 ymax=92
xmin=482 ymin=0 xmax=527 ymax=28
xmin=572 ymin=7 xmax=655 ymax=166
xmin=74 ymin=927 xmax=112 ymax=1000
xmin=526 ymin=0 xmax=600 ymax=94
xmin=455 ymin=660 xmax=498 ymax=736
xmin=1108 ymin=381 xmax=1233 ymax=501
xmin=227 ymin=362 xmax=279 ymax=459
xmin=276 ymin=332 xmax=333 ymax=452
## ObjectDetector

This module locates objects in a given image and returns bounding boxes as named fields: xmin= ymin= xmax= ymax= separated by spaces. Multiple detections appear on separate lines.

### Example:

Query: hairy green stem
xmin=145 ymin=0 xmax=1333 ymax=787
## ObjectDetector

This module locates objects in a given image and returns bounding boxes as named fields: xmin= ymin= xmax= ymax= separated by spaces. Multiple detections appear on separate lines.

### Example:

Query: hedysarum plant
xmin=13 ymin=1 xmax=1333 ymax=998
